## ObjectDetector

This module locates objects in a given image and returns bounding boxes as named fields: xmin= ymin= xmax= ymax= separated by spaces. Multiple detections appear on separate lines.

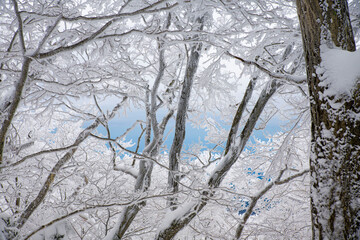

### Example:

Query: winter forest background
xmin=0 ymin=0 xmax=359 ymax=239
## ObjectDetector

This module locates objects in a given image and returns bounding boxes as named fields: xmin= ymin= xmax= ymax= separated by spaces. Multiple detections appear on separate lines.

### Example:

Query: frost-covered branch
xmin=19 ymin=0 xmax=178 ymax=22
xmin=156 ymin=79 xmax=281 ymax=239
xmin=32 ymin=15 xmax=62 ymax=56
xmin=16 ymin=97 xmax=127 ymax=230
xmin=235 ymin=168 xmax=309 ymax=239
xmin=226 ymin=52 xmax=306 ymax=85
xmin=114 ymin=164 xmax=138 ymax=179
xmin=30 ymin=1 xmax=177 ymax=60
xmin=88 ymin=134 xmax=170 ymax=171
xmin=0 ymin=1 xmax=72 ymax=165
xmin=224 ymin=76 xmax=257 ymax=155
xmin=0 ymin=0 xmax=32 ymax=165
xmin=109 ymin=13 xmax=175 ymax=239
xmin=150 ymin=13 xmax=171 ymax=141
xmin=208 ymin=79 xmax=280 ymax=188
xmin=36 ymin=19 xmax=114 ymax=59
xmin=11 ymin=0 xmax=26 ymax=54
xmin=16 ymin=120 xmax=101 ymax=229
xmin=23 ymin=192 xmax=175 ymax=240
xmin=1 ymin=143 xmax=78 ymax=169
xmin=0 ymin=58 xmax=31 ymax=165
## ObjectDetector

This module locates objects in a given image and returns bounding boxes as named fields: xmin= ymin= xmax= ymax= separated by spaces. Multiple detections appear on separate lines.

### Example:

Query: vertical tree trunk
xmin=296 ymin=0 xmax=360 ymax=238
xmin=167 ymin=15 xmax=205 ymax=209
xmin=111 ymin=15 xmax=173 ymax=239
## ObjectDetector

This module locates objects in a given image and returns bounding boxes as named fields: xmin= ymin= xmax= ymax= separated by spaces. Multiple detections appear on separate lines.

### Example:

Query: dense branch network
xmin=0 ymin=0 xmax=314 ymax=239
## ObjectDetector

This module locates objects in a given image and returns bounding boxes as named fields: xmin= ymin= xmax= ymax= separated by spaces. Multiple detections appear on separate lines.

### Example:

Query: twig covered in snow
xmin=234 ymin=168 xmax=309 ymax=239
xmin=226 ymin=51 xmax=306 ymax=85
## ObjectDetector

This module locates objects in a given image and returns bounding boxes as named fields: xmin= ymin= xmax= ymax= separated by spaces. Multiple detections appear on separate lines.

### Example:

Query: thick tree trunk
xmin=296 ymin=0 xmax=360 ymax=238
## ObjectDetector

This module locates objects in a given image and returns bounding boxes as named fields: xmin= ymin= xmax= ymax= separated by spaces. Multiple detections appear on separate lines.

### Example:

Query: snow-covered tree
xmin=296 ymin=0 xmax=360 ymax=238
xmin=0 ymin=0 xmax=321 ymax=239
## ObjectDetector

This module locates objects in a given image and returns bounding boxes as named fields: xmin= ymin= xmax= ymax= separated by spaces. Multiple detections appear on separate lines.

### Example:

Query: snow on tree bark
xmin=168 ymin=15 xmax=205 ymax=210
xmin=296 ymin=0 xmax=360 ymax=238
xmin=110 ymin=15 xmax=173 ymax=239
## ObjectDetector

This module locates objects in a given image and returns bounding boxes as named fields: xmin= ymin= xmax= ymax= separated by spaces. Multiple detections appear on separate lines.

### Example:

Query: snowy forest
xmin=0 ymin=0 xmax=359 ymax=239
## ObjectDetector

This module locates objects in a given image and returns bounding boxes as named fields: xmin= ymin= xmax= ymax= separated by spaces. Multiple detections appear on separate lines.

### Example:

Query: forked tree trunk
xmin=296 ymin=0 xmax=360 ymax=238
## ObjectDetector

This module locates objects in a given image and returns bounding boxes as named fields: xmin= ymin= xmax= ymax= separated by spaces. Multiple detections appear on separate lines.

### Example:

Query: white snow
xmin=103 ymin=215 xmax=121 ymax=240
xmin=319 ymin=47 xmax=360 ymax=98
xmin=114 ymin=161 xmax=138 ymax=178
xmin=157 ymin=201 xmax=196 ymax=233
xmin=30 ymin=220 xmax=71 ymax=240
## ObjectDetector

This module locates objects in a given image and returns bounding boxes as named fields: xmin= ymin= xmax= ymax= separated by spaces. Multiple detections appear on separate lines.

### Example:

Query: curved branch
xmin=1 ymin=144 xmax=78 ymax=169
xmin=27 ymin=2 xmax=179 ymax=59
xmin=226 ymin=51 xmax=306 ymax=85
xmin=16 ymin=98 xmax=127 ymax=229
xmin=23 ymin=192 xmax=174 ymax=240
xmin=235 ymin=168 xmax=309 ymax=239
xmin=19 ymin=1 xmax=178 ymax=22
xmin=36 ymin=19 xmax=114 ymax=59
xmin=89 ymin=130 xmax=171 ymax=171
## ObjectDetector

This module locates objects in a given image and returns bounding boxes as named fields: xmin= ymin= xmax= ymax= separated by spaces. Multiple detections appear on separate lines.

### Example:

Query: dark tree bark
xmin=167 ymin=15 xmax=205 ymax=210
xmin=296 ymin=0 xmax=360 ymax=238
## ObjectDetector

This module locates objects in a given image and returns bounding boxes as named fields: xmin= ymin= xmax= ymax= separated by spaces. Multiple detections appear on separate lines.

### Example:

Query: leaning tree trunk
xmin=156 ymin=79 xmax=280 ymax=240
xmin=296 ymin=0 xmax=360 ymax=239
xmin=167 ymin=15 xmax=204 ymax=210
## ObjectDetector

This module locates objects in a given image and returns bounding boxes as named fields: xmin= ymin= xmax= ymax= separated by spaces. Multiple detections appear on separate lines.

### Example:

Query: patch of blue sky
xmin=84 ymin=111 xmax=214 ymax=153
xmin=81 ymin=109 xmax=283 ymax=216
xmin=236 ymin=197 xmax=277 ymax=216
xmin=82 ymin=100 xmax=284 ymax=152
xmin=81 ymin=112 xmax=284 ymax=164
xmin=227 ymin=183 xmax=279 ymax=216
xmin=81 ymin=108 xmax=285 ymax=174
